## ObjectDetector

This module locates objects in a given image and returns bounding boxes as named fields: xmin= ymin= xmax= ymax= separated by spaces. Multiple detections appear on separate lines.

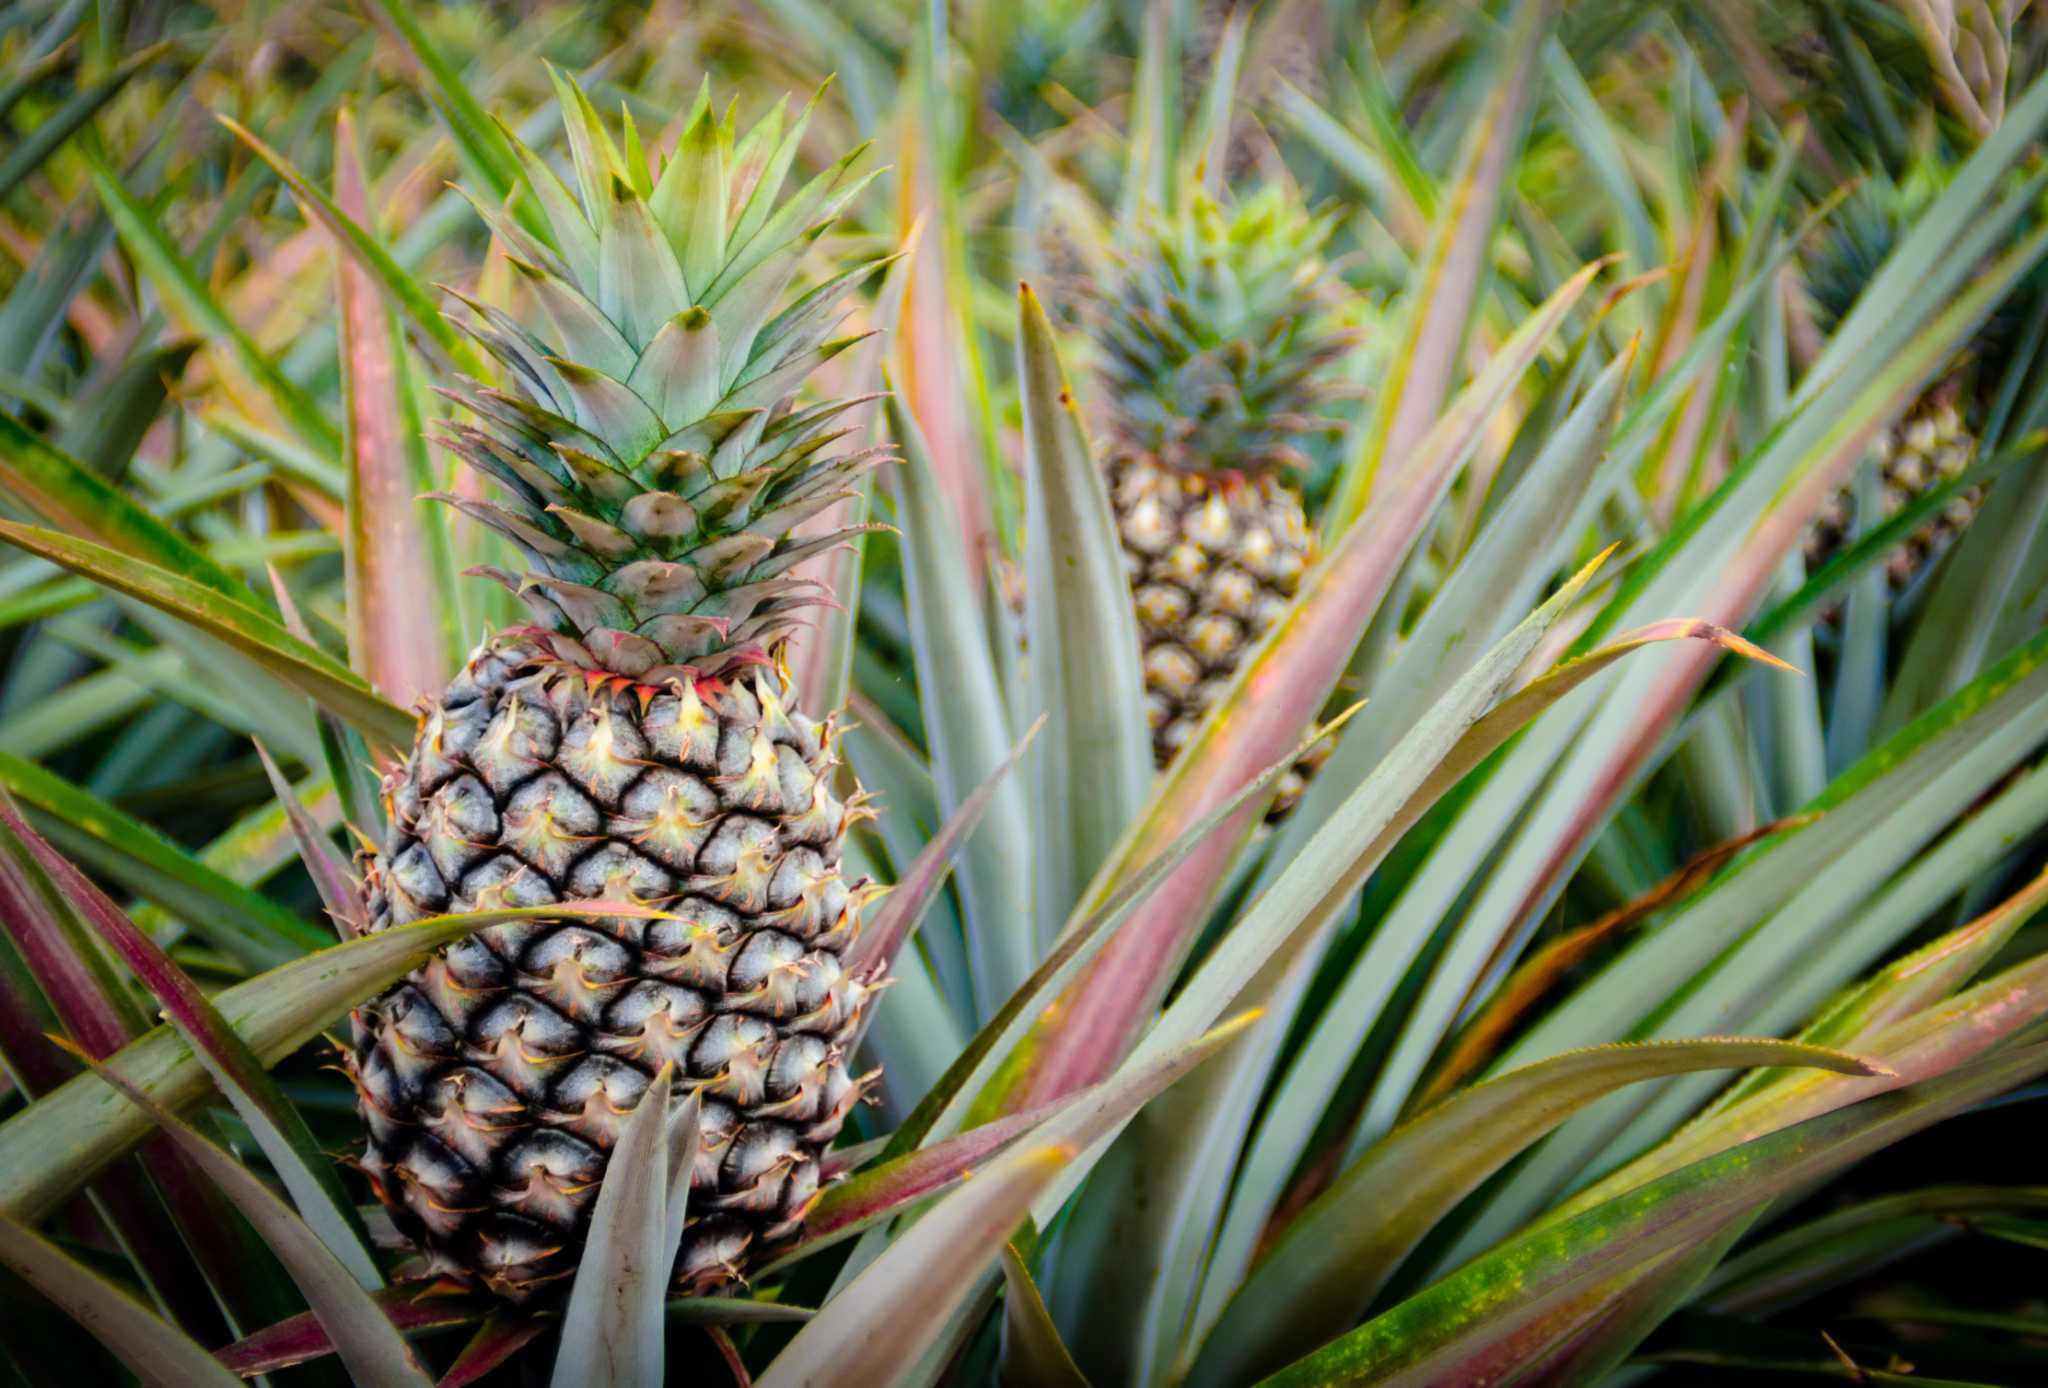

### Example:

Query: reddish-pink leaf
xmin=334 ymin=106 xmax=451 ymax=709
xmin=894 ymin=124 xmax=990 ymax=581
xmin=1563 ymin=945 xmax=2048 ymax=1223
xmin=253 ymin=739 xmax=363 ymax=938
xmin=215 ymin=1291 xmax=491 ymax=1375
xmin=787 ymin=1101 xmax=1065 ymax=1258
xmin=0 ymin=795 xmax=147 ymax=1056
xmin=706 ymin=1325 xmax=751 ymax=1386
xmin=17 ymin=792 xmax=371 ymax=1267
xmin=0 ymin=799 xmax=242 ymax=1341
xmin=438 ymin=1311 xmax=546 ymax=1388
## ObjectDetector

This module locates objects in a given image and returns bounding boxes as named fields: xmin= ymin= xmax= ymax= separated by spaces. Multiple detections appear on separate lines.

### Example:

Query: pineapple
xmin=1094 ymin=184 xmax=1349 ymax=813
xmin=1801 ymin=172 xmax=1997 ymax=596
xmin=348 ymin=78 xmax=888 ymax=1303
xmin=1802 ymin=389 xmax=1980 ymax=591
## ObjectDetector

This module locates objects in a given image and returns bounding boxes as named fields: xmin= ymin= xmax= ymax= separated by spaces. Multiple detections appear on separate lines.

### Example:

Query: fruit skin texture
xmin=354 ymin=639 xmax=877 ymax=1302
xmin=1804 ymin=392 xmax=1982 ymax=591
xmin=1112 ymin=453 xmax=1324 ymax=810
xmin=345 ymin=78 xmax=890 ymax=1303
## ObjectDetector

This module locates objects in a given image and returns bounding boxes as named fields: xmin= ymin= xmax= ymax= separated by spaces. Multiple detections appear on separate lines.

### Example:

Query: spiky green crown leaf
xmin=1095 ymin=184 xmax=1351 ymax=474
xmin=1806 ymin=161 xmax=1947 ymax=331
xmin=437 ymin=72 xmax=888 ymax=682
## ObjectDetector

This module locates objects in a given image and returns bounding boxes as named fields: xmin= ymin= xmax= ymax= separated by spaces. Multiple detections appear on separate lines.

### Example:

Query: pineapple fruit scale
xmin=349 ymin=76 xmax=889 ymax=1302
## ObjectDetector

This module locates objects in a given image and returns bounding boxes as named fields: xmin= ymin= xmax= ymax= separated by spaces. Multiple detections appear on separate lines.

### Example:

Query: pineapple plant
xmin=349 ymin=77 xmax=890 ymax=1302
xmin=1093 ymin=183 xmax=1351 ymax=812
xmin=10 ymin=6 xmax=2048 ymax=1387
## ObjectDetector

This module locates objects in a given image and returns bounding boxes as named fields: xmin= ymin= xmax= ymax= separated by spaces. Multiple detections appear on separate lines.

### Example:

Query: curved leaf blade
xmin=0 ymin=901 xmax=667 ymax=1224
xmin=845 ymin=715 xmax=1043 ymax=985
xmin=552 ymin=1064 xmax=674 ymax=1388
xmin=0 ymin=413 xmax=245 ymax=599
xmin=1258 ymin=1044 xmax=2048 ymax=1388
xmin=793 ymin=1012 xmax=1257 ymax=1272
xmin=329 ymin=107 xmax=461 ymax=707
xmin=885 ymin=387 xmax=1036 ymax=1014
xmin=78 ymin=1058 xmax=432 ymax=1388
xmin=1016 ymin=283 xmax=1152 ymax=947
xmin=86 ymin=154 xmax=339 ymax=461
xmin=216 ymin=111 xmax=476 ymax=373
xmin=442 ymin=1313 xmax=549 ymax=1388
xmin=253 ymin=740 xmax=363 ymax=938
xmin=1193 ymin=1038 xmax=1884 ymax=1387
xmin=1001 ymin=1243 xmax=1093 ymax=1388
xmin=4 ymin=788 xmax=379 ymax=1286
xmin=0 ymin=750 xmax=328 ymax=965
xmin=758 ymin=1143 xmax=1077 ymax=1388
xmin=0 ymin=521 xmax=414 ymax=752
xmin=1002 ymin=259 xmax=1607 ymax=1122
xmin=0 ymin=1214 xmax=241 ymax=1388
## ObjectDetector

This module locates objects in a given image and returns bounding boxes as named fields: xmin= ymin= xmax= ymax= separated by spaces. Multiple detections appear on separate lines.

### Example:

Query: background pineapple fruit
xmin=1093 ymin=184 xmax=1350 ymax=813
xmin=349 ymin=77 xmax=889 ymax=1303
xmin=1802 ymin=388 xmax=1981 ymax=589
xmin=1801 ymin=172 xmax=1997 ymax=595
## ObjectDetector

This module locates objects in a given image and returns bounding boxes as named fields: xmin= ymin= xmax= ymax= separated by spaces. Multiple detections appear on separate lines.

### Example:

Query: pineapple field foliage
xmin=7 ymin=0 xmax=2048 ymax=1385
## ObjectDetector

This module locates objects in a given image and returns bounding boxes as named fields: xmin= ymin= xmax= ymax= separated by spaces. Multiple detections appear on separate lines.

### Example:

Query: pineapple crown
xmin=436 ymin=71 xmax=890 ymax=685
xmin=1806 ymin=154 xmax=2048 ymax=400
xmin=1093 ymin=183 xmax=1352 ymax=475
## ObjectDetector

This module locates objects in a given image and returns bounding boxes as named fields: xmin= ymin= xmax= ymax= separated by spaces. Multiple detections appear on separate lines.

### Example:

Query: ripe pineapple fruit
xmin=1094 ymin=184 xmax=1349 ymax=813
xmin=349 ymin=77 xmax=888 ymax=1303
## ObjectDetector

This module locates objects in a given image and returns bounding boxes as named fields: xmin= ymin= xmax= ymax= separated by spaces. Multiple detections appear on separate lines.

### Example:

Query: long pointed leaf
xmin=0 ymin=901 xmax=666 ymax=1223
xmin=552 ymin=1064 xmax=673 ymax=1388
xmin=0 ymin=1215 xmax=241 ymax=1388
xmin=886 ymin=388 xmax=1035 ymax=1014
xmin=845 ymin=716 xmax=1042 ymax=982
xmin=330 ymin=107 xmax=460 ymax=707
xmin=1 ymin=793 xmax=378 ymax=1286
xmin=764 ymin=1144 xmax=1077 ymax=1388
xmin=217 ymin=111 xmax=477 ymax=373
xmin=0 ymin=521 xmax=414 ymax=752
xmin=78 ymin=1057 xmax=433 ymax=1388
xmin=253 ymin=739 xmax=363 ymax=938
xmin=1001 ymin=260 xmax=1607 ymax=1119
xmin=87 ymin=155 xmax=339 ymax=461
xmin=1191 ymin=1038 xmax=1884 ymax=1386
xmin=0 ymin=413 xmax=244 ymax=599
xmin=1260 ymin=1043 xmax=2048 ymax=1388
xmin=1001 ymin=1243 xmax=1092 ymax=1388
xmin=1110 ymin=609 xmax=1784 ymax=1371
xmin=793 ymin=1012 xmax=1259 ymax=1268
xmin=1016 ymin=283 xmax=1151 ymax=947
